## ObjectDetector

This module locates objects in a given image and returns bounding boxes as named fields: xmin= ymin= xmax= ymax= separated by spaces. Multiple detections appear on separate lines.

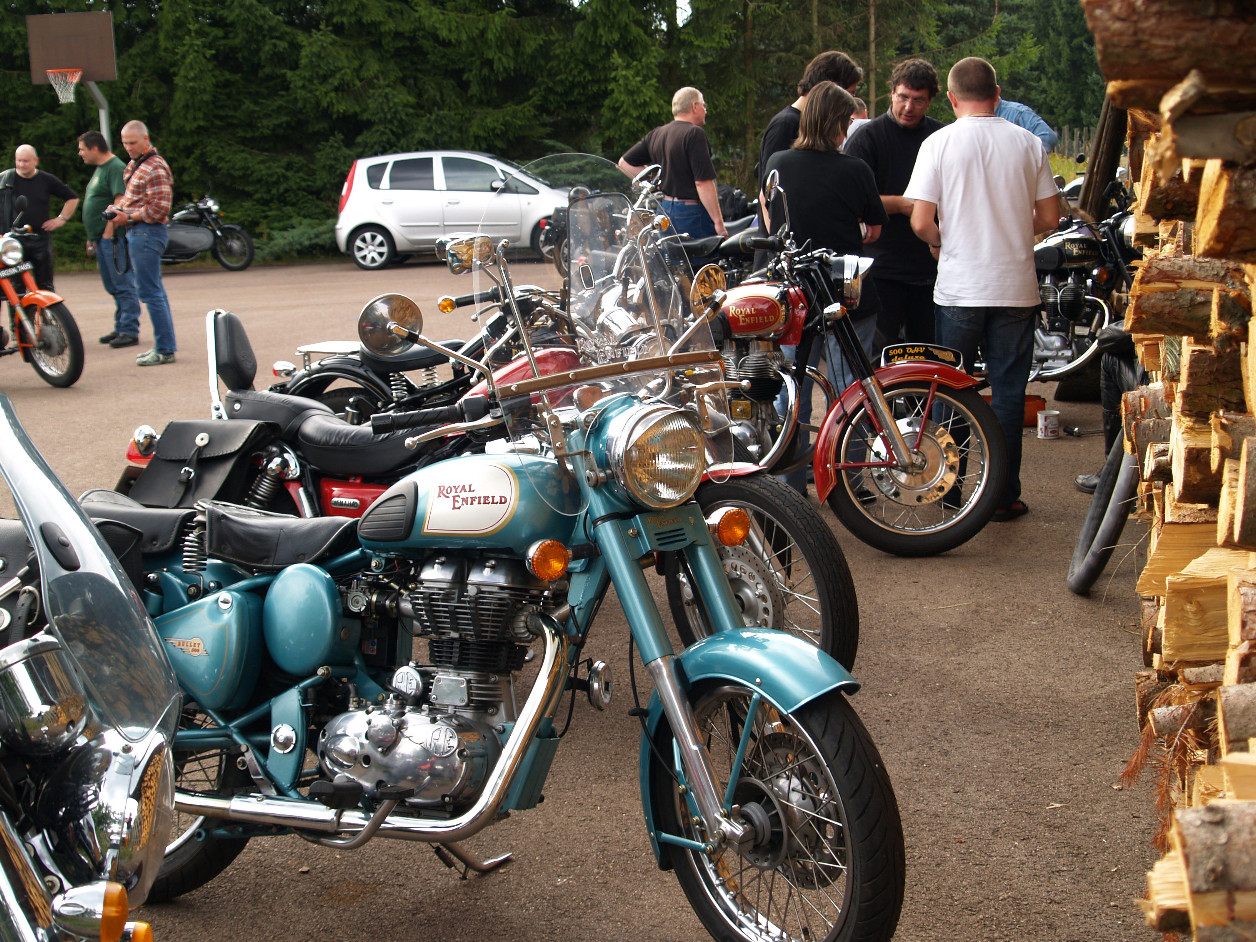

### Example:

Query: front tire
xmin=148 ymin=710 xmax=253 ymax=902
xmin=212 ymin=224 xmax=255 ymax=271
xmin=652 ymin=684 xmax=905 ymax=942
xmin=825 ymin=383 xmax=1007 ymax=556
xmin=663 ymin=473 xmax=859 ymax=668
xmin=350 ymin=226 xmax=396 ymax=270
xmin=1067 ymin=436 xmax=1138 ymax=595
xmin=24 ymin=302 xmax=83 ymax=388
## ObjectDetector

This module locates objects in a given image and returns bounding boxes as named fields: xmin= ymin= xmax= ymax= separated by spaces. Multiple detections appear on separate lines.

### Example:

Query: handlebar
xmin=370 ymin=395 xmax=491 ymax=434
xmin=448 ymin=286 xmax=504 ymax=308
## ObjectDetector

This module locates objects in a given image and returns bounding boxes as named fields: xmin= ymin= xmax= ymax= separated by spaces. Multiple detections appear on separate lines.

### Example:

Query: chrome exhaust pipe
xmin=176 ymin=617 xmax=568 ymax=845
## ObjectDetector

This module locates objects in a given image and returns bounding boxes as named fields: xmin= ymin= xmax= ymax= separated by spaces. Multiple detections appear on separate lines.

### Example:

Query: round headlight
xmin=205 ymin=198 xmax=219 ymax=213
xmin=606 ymin=405 xmax=705 ymax=508
xmin=0 ymin=237 xmax=24 ymax=267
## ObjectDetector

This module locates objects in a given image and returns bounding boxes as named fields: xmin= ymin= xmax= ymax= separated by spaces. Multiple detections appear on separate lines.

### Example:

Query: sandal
xmin=991 ymin=500 xmax=1029 ymax=522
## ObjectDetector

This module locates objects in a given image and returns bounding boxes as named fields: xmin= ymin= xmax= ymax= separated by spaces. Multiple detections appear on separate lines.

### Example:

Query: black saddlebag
xmin=125 ymin=419 xmax=278 ymax=508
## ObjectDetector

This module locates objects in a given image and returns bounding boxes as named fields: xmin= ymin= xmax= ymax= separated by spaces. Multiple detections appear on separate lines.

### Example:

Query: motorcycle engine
xmin=1039 ymin=272 xmax=1088 ymax=321
xmin=723 ymin=341 xmax=786 ymax=402
xmin=320 ymin=553 xmax=557 ymax=807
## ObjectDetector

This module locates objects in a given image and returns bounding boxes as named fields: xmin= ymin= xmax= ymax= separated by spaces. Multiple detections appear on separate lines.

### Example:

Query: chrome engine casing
xmin=319 ymin=695 xmax=502 ymax=806
xmin=324 ymin=552 xmax=560 ymax=807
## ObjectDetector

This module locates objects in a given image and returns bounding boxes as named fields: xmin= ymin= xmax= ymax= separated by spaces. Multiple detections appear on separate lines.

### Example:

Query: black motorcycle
xmin=1031 ymin=180 xmax=1140 ymax=381
xmin=162 ymin=196 xmax=254 ymax=271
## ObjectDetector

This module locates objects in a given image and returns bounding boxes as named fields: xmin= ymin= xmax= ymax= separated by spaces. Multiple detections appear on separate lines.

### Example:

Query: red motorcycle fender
xmin=812 ymin=361 xmax=981 ymax=501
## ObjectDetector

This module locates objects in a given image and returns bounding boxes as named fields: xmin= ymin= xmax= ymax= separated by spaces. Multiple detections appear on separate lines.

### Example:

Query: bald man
xmin=2 ymin=144 xmax=79 ymax=290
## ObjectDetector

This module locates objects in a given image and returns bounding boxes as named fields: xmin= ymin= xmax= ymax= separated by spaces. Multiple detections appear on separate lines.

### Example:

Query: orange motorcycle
xmin=0 ymin=196 xmax=83 ymax=387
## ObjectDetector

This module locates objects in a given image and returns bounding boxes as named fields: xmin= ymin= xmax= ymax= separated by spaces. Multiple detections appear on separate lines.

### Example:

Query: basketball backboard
xmin=27 ymin=11 xmax=117 ymax=84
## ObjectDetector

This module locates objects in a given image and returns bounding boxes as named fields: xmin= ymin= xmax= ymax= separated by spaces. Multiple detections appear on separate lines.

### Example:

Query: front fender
xmin=637 ymin=628 xmax=858 ymax=865
xmin=813 ymin=361 xmax=980 ymax=500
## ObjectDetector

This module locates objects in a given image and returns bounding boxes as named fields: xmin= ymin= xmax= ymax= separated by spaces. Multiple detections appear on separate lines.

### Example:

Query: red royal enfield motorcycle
xmin=700 ymin=171 xmax=1007 ymax=556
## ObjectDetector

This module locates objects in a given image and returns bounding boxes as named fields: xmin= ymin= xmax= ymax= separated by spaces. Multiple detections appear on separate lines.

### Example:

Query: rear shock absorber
xmin=245 ymin=451 xmax=295 ymax=509
xmin=181 ymin=521 xmax=208 ymax=573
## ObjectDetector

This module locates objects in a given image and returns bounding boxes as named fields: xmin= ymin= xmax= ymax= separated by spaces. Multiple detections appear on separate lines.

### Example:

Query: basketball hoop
xmin=46 ymin=69 xmax=82 ymax=105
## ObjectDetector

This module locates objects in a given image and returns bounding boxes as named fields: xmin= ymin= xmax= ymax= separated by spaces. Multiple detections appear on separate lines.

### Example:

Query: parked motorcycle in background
xmin=0 ymin=195 xmax=84 ymax=387
xmin=0 ymin=392 xmax=180 ymax=939
xmin=1032 ymin=178 xmax=1140 ymax=381
xmin=162 ymin=196 xmax=254 ymax=271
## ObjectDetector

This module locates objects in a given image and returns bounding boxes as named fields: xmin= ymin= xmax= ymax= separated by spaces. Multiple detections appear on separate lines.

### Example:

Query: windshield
xmin=457 ymin=154 xmax=732 ymax=511
xmin=0 ymin=394 xmax=180 ymax=742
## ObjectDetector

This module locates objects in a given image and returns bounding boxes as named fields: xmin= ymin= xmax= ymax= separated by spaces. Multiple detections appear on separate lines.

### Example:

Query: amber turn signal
xmin=101 ymin=883 xmax=128 ymax=942
xmin=709 ymin=507 xmax=751 ymax=547
xmin=574 ymin=385 xmax=604 ymax=411
xmin=437 ymin=295 xmax=456 ymax=314
xmin=126 ymin=923 xmax=155 ymax=942
xmin=526 ymin=540 xmax=571 ymax=582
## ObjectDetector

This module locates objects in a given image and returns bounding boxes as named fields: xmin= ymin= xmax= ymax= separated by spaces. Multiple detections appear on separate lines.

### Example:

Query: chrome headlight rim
xmin=605 ymin=404 xmax=705 ymax=509
xmin=0 ymin=236 xmax=24 ymax=267
xmin=1119 ymin=213 xmax=1136 ymax=249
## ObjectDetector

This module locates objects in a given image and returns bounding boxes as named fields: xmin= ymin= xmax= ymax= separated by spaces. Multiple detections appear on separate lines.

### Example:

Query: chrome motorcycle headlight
xmin=0 ymin=237 xmax=24 ymax=267
xmin=0 ymin=635 xmax=89 ymax=755
xmin=205 ymin=198 xmax=220 ymax=213
xmin=605 ymin=405 xmax=705 ymax=509
xmin=36 ymin=727 xmax=175 ymax=907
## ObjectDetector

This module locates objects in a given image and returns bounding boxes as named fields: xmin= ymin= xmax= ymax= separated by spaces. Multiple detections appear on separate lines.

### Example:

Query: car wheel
xmin=350 ymin=226 xmax=396 ymax=270
xmin=530 ymin=222 xmax=545 ymax=257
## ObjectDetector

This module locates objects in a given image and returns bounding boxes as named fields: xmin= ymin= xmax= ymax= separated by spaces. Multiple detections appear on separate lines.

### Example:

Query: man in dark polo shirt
xmin=2 ymin=145 xmax=79 ymax=290
xmin=844 ymin=58 xmax=944 ymax=345
xmin=618 ymin=87 xmax=726 ymax=240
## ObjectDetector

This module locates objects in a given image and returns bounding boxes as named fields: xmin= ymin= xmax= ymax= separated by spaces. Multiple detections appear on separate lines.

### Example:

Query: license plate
xmin=0 ymin=261 xmax=32 ymax=280
xmin=880 ymin=343 xmax=965 ymax=370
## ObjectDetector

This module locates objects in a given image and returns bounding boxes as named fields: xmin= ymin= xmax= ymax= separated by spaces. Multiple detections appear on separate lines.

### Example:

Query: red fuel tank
xmin=719 ymin=283 xmax=807 ymax=344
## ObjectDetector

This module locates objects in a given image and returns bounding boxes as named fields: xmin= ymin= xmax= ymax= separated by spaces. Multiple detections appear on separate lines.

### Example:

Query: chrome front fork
xmin=646 ymin=657 xmax=750 ymax=849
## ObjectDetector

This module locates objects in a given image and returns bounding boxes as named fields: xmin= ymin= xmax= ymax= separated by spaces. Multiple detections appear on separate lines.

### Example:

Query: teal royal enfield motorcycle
xmin=79 ymin=183 xmax=904 ymax=942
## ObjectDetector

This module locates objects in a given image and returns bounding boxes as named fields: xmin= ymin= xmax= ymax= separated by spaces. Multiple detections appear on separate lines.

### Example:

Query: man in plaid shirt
xmin=109 ymin=120 xmax=177 ymax=366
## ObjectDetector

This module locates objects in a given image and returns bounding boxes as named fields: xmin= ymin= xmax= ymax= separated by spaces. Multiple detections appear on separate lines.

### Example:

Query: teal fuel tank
xmin=356 ymin=454 xmax=580 ymax=552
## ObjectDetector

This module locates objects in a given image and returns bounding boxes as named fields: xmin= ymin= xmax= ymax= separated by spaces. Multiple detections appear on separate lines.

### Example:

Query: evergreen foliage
xmin=0 ymin=0 xmax=1103 ymax=263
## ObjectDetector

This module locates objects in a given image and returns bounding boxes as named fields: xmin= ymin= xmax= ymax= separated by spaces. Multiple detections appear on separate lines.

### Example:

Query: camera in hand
xmin=102 ymin=208 xmax=117 ymax=221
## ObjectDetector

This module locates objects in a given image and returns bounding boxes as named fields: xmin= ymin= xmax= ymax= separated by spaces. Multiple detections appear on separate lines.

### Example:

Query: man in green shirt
xmin=77 ymin=130 xmax=141 ymax=347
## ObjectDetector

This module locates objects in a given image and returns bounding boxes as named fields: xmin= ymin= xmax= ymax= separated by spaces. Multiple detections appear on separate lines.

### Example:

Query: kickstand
xmin=433 ymin=842 xmax=513 ymax=879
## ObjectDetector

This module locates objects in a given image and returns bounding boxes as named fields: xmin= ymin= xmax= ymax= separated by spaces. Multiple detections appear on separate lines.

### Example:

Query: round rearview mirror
xmin=445 ymin=236 xmax=496 ymax=275
xmin=690 ymin=263 xmax=727 ymax=309
xmin=358 ymin=293 xmax=423 ymax=356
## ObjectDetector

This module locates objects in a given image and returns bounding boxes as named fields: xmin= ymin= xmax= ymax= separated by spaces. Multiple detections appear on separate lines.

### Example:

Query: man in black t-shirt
xmin=3 ymin=145 xmax=79 ymax=290
xmin=844 ymin=58 xmax=944 ymax=345
xmin=618 ymin=88 xmax=726 ymax=240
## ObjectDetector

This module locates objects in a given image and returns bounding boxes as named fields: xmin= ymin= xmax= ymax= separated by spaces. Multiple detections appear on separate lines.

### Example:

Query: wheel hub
xmin=712 ymin=544 xmax=785 ymax=629
xmin=867 ymin=416 xmax=959 ymax=505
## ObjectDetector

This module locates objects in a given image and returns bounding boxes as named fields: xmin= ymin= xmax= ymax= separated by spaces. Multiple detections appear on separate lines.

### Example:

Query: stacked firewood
xmin=1081 ymin=1 xmax=1256 ymax=936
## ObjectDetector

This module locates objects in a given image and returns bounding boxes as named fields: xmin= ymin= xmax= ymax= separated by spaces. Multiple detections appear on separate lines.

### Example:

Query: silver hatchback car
xmin=335 ymin=150 xmax=568 ymax=270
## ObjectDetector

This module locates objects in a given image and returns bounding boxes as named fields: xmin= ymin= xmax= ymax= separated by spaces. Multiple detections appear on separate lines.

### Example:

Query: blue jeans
xmin=94 ymin=238 xmax=141 ymax=338
xmin=934 ymin=305 xmax=1035 ymax=509
xmin=658 ymin=199 xmax=715 ymax=239
xmin=126 ymin=223 xmax=176 ymax=355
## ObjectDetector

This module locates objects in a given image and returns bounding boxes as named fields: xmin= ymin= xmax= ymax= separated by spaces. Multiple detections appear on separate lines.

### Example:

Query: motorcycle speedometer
xmin=0 ymin=237 xmax=23 ymax=267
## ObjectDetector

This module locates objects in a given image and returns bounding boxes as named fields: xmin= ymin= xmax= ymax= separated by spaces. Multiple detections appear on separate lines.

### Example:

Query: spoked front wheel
xmin=663 ymin=473 xmax=859 ymax=669
xmin=212 ymin=225 xmax=255 ymax=271
xmin=652 ymin=684 xmax=905 ymax=942
xmin=23 ymin=302 xmax=83 ymax=388
xmin=824 ymin=382 xmax=1007 ymax=556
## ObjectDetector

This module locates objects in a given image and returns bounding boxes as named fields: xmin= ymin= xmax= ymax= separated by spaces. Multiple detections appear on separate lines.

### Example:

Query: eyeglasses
xmin=892 ymin=92 xmax=931 ymax=108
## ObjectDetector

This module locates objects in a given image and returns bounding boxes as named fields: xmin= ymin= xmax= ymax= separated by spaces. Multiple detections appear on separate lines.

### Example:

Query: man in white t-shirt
xmin=904 ymin=56 xmax=1059 ymax=522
